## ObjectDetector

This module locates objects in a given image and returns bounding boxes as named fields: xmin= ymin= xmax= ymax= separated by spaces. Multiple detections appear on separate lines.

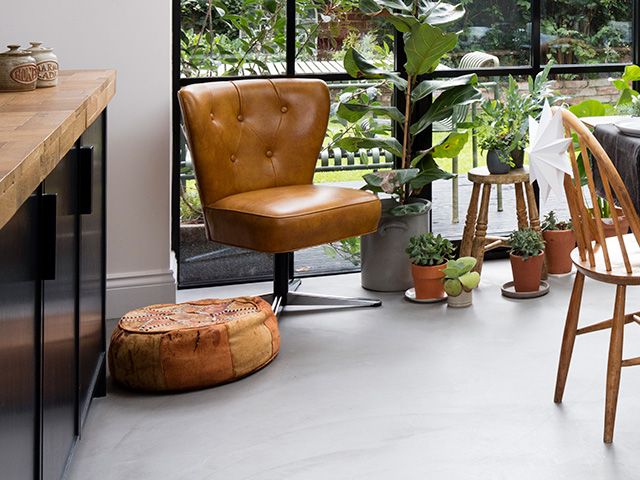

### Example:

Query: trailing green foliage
xmin=541 ymin=210 xmax=572 ymax=231
xmin=442 ymin=257 xmax=480 ymax=296
xmin=509 ymin=228 xmax=545 ymax=260
xmin=406 ymin=233 xmax=455 ymax=266
xmin=476 ymin=63 xmax=560 ymax=165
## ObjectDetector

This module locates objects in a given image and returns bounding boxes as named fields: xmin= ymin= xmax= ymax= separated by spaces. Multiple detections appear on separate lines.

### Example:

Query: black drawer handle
xmin=40 ymin=193 xmax=57 ymax=280
xmin=78 ymin=145 xmax=94 ymax=215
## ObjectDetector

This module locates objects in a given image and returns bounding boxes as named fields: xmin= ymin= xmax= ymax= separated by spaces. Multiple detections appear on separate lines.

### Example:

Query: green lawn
xmin=314 ymin=132 xmax=477 ymax=184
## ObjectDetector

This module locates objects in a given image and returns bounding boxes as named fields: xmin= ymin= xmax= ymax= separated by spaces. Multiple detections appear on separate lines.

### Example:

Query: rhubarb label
xmin=37 ymin=61 xmax=58 ymax=80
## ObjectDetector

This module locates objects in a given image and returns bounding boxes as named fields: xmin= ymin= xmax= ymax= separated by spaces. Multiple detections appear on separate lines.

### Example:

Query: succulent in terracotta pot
xmin=406 ymin=233 xmax=455 ymax=300
xmin=509 ymin=228 xmax=545 ymax=292
xmin=541 ymin=210 xmax=576 ymax=275
xmin=442 ymin=257 xmax=480 ymax=307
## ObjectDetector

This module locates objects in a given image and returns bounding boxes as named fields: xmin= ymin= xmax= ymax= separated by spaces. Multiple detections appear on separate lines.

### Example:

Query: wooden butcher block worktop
xmin=0 ymin=69 xmax=116 ymax=229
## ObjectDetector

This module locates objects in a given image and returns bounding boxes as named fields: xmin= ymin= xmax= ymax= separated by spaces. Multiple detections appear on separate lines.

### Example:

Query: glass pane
xmin=295 ymin=80 xmax=395 ymax=275
xmin=449 ymin=0 xmax=531 ymax=67
xmin=541 ymin=0 xmax=632 ymax=64
xmin=295 ymin=0 xmax=394 ymax=75
xmin=180 ymin=0 xmax=286 ymax=78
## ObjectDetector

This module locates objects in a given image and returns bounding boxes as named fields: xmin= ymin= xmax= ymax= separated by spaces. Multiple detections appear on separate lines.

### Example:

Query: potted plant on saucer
xmin=541 ymin=210 xmax=575 ymax=274
xmin=442 ymin=257 xmax=480 ymax=307
xmin=406 ymin=233 xmax=455 ymax=300
xmin=509 ymin=228 xmax=545 ymax=292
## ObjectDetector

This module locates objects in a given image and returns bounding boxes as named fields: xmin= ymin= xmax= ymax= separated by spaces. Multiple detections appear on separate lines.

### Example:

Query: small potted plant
xmin=442 ymin=257 xmax=481 ymax=308
xmin=593 ymin=197 xmax=629 ymax=238
xmin=477 ymin=100 xmax=518 ymax=174
xmin=405 ymin=233 xmax=455 ymax=300
xmin=509 ymin=228 xmax=546 ymax=292
xmin=541 ymin=210 xmax=576 ymax=274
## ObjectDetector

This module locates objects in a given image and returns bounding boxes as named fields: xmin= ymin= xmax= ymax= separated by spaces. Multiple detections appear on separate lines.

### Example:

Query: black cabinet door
xmin=0 ymin=194 xmax=39 ymax=480
xmin=78 ymin=113 xmax=106 ymax=427
xmin=42 ymin=150 xmax=78 ymax=480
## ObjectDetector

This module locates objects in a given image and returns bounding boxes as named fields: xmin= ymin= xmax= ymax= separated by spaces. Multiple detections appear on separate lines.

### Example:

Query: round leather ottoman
xmin=108 ymin=297 xmax=279 ymax=391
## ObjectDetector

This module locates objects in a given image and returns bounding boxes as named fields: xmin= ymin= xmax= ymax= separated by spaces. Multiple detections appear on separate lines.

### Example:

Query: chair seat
xmin=205 ymin=185 xmax=381 ymax=253
xmin=572 ymin=233 xmax=640 ymax=285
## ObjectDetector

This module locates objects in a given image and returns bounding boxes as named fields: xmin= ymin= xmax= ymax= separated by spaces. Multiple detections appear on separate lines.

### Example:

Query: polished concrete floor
xmin=69 ymin=260 xmax=640 ymax=479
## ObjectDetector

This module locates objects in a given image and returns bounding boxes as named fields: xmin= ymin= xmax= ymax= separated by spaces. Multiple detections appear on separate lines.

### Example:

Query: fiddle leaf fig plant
xmin=336 ymin=0 xmax=482 ymax=215
xmin=442 ymin=257 xmax=480 ymax=297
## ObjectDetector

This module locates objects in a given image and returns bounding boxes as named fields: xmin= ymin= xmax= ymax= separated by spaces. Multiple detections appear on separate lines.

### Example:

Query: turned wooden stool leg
xmin=514 ymin=182 xmax=529 ymax=229
xmin=525 ymin=181 xmax=547 ymax=278
xmin=471 ymin=183 xmax=492 ymax=274
xmin=604 ymin=284 xmax=626 ymax=443
xmin=460 ymin=183 xmax=481 ymax=257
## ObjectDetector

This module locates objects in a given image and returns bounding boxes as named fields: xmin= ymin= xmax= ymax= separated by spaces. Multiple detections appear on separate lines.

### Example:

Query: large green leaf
xmin=622 ymin=64 xmax=640 ymax=83
xmin=417 ymin=0 xmax=465 ymax=24
xmin=404 ymin=24 xmax=458 ymax=76
xmin=343 ymin=48 xmax=407 ymax=90
xmin=568 ymin=99 xmax=613 ymax=118
xmin=410 ymin=157 xmax=455 ymax=190
xmin=410 ymin=84 xmax=481 ymax=135
xmin=430 ymin=131 xmax=469 ymax=158
xmin=384 ymin=13 xmax=420 ymax=32
xmin=359 ymin=0 xmax=410 ymax=14
xmin=412 ymin=74 xmax=477 ymax=102
xmin=337 ymin=103 xmax=405 ymax=124
xmin=335 ymin=136 xmax=403 ymax=157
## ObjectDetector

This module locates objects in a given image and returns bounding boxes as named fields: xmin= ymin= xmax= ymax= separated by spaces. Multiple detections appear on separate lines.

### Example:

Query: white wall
xmin=2 ymin=0 xmax=176 ymax=317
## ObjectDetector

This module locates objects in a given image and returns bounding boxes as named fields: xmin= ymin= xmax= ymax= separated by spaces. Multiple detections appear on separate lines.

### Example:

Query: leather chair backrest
xmin=178 ymin=78 xmax=330 ymax=207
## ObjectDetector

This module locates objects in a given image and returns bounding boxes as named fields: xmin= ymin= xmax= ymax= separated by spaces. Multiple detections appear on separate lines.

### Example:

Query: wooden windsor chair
xmin=553 ymin=107 xmax=640 ymax=443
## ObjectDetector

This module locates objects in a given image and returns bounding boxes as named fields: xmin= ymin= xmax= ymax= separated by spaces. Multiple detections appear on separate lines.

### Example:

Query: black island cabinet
xmin=0 ymin=112 xmax=107 ymax=480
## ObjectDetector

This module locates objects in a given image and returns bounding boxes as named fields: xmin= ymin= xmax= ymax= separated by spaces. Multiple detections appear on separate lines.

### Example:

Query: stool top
xmin=467 ymin=166 xmax=530 ymax=185
xmin=118 ymin=297 xmax=272 ymax=334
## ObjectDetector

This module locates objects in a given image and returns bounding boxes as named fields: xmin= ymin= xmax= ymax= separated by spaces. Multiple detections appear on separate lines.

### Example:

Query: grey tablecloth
xmin=593 ymin=124 xmax=640 ymax=212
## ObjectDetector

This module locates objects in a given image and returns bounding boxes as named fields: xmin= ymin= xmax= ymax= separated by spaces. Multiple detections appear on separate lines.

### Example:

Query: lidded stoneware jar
xmin=0 ymin=45 xmax=38 ymax=91
xmin=27 ymin=42 xmax=58 ymax=87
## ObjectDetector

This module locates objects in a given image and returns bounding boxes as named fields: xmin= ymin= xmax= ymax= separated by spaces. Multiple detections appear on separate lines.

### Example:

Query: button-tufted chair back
xmin=178 ymin=79 xmax=330 ymax=208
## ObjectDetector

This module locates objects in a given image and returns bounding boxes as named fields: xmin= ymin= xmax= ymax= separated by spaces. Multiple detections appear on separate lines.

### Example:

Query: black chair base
xmin=260 ymin=253 xmax=382 ymax=315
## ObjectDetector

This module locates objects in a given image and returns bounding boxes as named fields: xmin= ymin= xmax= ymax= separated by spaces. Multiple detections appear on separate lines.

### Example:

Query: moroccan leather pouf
xmin=108 ymin=297 xmax=279 ymax=392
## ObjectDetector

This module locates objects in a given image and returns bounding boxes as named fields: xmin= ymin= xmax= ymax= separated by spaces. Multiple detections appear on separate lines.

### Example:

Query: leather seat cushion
xmin=205 ymin=185 xmax=381 ymax=253
xmin=108 ymin=297 xmax=279 ymax=392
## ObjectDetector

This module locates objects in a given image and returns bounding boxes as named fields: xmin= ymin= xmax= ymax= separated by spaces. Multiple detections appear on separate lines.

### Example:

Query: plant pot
xmin=509 ymin=252 xmax=545 ymax=292
xmin=600 ymin=207 xmax=630 ymax=238
xmin=361 ymin=198 xmax=431 ymax=292
xmin=543 ymin=229 xmax=576 ymax=274
xmin=411 ymin=263 xmax=447 ymax=300
xmin=486 ymin=150 xmax=510 ymax=174
xmin=447 ymin=290 xmax=473 ymax=308
xmin=511 ymin=148 xmax=524 ymax=169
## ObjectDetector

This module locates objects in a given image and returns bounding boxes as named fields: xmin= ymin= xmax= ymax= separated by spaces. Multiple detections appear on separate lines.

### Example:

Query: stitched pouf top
xmin=108 ymin=297 xmax=279 ymax=392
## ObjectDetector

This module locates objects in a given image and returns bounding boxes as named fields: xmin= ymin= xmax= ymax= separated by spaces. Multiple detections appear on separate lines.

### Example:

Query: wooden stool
xmin=460 ymin=166 xmax=542 ymax=275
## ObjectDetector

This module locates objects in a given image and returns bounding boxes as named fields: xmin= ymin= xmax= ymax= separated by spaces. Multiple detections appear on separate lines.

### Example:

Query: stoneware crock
xmin=27 ymin=42 xmax=58 ymax=87
xmin=0 ymin=45 xmax=37 ymax=92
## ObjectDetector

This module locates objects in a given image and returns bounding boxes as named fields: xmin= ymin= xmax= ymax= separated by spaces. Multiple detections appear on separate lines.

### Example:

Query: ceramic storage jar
xmin=27 ymin=42 xmax=58 ymax=87
xmin=0 ymin=45 xmax=38 ymax=91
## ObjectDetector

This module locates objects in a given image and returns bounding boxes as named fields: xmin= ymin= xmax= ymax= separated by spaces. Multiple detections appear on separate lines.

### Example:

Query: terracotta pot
xmin=411 ymin=263 xmax=446 ymax=300
xmin=543 ymin=229 xmax=576 ymax=274
xmin=509 ymin=252 xmax=545 ymax=292
xmin=600 ymin=207 xmax=629 ymax=238
xmin=447 ymin=290 xmax=472 ymax=308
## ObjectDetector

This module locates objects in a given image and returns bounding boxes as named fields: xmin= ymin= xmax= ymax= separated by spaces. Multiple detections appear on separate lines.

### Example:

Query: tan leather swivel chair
xmin=178 ymin=78 xmax=382 ymax=313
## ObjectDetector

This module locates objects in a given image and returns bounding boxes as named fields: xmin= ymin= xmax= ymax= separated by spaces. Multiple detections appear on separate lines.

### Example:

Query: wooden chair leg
xmin=460 ymin=183 xmax=481 ymax=256
xmin=604 ymin=284 xmax=626 ymax=443
xmin=471 ymin=183 xmax=491 ymax=275
xmin=554 ymin=271 xmax=585 ymax=403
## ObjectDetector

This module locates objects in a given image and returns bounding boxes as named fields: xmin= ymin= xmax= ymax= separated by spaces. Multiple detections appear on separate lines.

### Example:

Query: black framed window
xmin=172 ymin=0 xmax=639 ymax=289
